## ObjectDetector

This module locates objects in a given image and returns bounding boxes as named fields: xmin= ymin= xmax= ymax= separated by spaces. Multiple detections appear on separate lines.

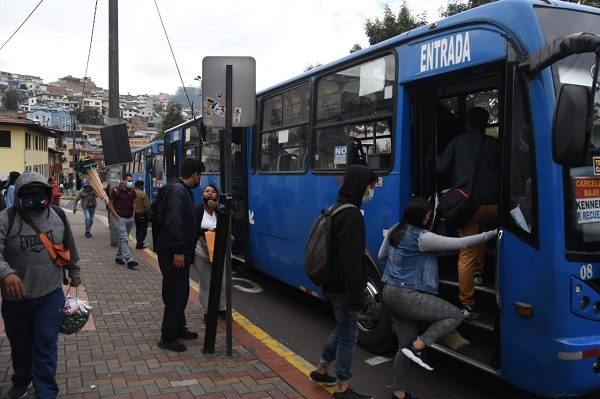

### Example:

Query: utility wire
xmin=79 ymin=0 xmax=99 ymax=114
xmin=153 ymin=0 xmax=204 ymax=144
xmin=0 ymin=0 xmax=45 ymax=52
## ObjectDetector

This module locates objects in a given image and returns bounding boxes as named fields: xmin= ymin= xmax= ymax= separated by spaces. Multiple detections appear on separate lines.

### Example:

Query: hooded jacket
xmin=324 ymin=164 xmax=377 ymax=312
xmin=0 ymin=171 xmax=81 ymax=301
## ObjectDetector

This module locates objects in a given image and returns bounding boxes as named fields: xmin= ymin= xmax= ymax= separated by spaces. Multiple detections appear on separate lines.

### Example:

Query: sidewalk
xmin=0 ymin=209 xmax=332 ymax=399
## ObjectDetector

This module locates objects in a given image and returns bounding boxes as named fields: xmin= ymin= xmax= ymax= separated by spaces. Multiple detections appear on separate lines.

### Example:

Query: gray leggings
xmin=382 ymin=284 xmax=462 ymax=391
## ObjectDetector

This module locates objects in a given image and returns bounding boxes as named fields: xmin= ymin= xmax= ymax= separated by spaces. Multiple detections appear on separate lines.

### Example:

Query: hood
xmin=14 ymin=171 xmax=53 ymax=210
xmin=337 ymin=164 xmax=378 ymax=206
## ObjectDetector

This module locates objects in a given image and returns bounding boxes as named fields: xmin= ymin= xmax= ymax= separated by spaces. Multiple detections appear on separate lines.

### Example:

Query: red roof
xmin=0 ymin=114 xmax=34 ymax=125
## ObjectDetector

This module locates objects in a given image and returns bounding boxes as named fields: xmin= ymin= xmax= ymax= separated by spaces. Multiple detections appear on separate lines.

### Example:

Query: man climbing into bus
xmin=156 ymin=158 xmax=205 ymax=352
xmin=310 ymin=164 xmax=379 ymax=399
xmin=436 ymin=107 xmax=498 ymax=320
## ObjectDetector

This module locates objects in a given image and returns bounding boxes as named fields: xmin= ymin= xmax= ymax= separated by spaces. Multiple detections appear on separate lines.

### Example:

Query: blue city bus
xmin=165 ymin=1 xmax=600 ymax=396
xmin=128 ymin=140 xmax=165 ymax=201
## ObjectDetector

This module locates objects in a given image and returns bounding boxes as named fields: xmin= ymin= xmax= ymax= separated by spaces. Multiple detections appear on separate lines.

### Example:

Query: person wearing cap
xmin=0 ymin=171 xmax=81 ymax=399
xmin=73 ymin=180 xmax=98 ymax=238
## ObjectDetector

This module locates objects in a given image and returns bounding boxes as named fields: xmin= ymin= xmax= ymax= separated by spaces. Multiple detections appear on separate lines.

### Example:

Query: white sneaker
xmin=462 ymin=305 xmax=480 ymax=320
xmin=474 ymin=271 xmax=484 ymax=286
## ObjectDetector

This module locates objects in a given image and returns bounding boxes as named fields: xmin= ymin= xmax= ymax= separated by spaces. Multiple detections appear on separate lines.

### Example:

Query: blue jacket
xmin=381 ymin=225 xmax=439 ymax=294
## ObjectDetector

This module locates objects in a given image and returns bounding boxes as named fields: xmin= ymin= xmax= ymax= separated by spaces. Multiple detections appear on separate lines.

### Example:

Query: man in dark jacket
xmin=436 ymin=107 xmax=498 ymax=320
xmin=156 ymin=158 xmax=205 ymax=352
xmin=310 ymin=164 xmax=378 ymax=399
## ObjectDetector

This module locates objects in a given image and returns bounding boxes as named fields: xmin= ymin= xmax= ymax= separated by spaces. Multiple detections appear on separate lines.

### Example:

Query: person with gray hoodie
xmin=0 ymin=171 xmax=81 ymax=399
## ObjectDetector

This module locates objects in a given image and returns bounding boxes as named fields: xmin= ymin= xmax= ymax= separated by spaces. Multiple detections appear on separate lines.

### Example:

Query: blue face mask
xmin=20 ymin=192 xmax=51 ymax=210
xmin=126 ymin=181 xmax=134 ymax=189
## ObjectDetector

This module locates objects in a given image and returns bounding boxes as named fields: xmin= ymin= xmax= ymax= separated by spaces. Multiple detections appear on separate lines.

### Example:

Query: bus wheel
xmin=356 ymin=251 xmax=397 ymax=354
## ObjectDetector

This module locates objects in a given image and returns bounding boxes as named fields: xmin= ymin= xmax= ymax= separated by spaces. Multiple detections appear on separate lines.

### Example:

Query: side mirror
xmin=552 ymin=84 xmax=591 ymax=166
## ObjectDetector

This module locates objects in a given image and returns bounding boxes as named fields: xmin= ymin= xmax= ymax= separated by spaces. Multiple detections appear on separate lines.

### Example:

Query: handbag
xmin=204 ymin=230 xmax=216 ymax=262
xmin=437 ymin=137 xmax=487 ymax=229
xmin=19 ymin=210 xmax=71 ymax=266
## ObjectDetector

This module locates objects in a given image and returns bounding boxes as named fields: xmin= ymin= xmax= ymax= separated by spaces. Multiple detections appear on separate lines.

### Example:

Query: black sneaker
xmin=7 ymin=382 xmax=32 ymax=399
xmin=332 ymin=388 xmax=373 ymax=399
xmin=401 ymin=344 xmax=434 ymax=371
xmin=218 ymin=310 xmax=227 ymax=320
xmin=127 ymin=261 xmax=139 ymax=269
xmin=85 ymin=232 xmax=92 ymax=238
xmin=177 ymin=328 xmax=199 ymax=339
xmin=115 ymin=258 xmax=125 ymax=265
xmin=158 ymin=339 xmax=187 ymax=352
xmin=136 ymin=245 xmax=146 ymax=249
xmin=309 ymin=370 xmax=336 ymax=386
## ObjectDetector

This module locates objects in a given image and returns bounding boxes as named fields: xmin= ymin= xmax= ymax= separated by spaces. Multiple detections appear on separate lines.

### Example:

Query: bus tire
xmin=356 ymin=250 xmax=397 ymax=354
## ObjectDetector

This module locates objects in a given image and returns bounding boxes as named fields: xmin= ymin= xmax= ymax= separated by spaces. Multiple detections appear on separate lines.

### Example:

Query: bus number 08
xmin=580 ymin=264 xmax=594 ymax=280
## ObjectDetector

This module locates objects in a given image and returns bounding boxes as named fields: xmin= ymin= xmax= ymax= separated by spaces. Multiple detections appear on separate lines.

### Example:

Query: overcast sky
xmin=0 ymin=0 xmax=447 ymax=96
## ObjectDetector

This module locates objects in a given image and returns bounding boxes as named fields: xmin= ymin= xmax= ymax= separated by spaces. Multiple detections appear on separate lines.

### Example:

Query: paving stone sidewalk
xmin=0 ymin=209 xmax=331 ymax=399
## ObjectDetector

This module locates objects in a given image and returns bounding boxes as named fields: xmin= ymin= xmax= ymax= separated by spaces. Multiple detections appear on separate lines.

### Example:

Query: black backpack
xmin=303 ymin=203 xmax=357 ymax=286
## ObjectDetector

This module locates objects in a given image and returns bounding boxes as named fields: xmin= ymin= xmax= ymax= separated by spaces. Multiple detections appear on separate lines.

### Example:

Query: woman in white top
xmin=192 ymin=184 xmax=226 ymax=321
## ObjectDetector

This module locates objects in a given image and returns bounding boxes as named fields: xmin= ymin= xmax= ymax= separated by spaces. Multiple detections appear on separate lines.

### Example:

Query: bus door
xmin=410 ymin=65 xmax=505 ymax=372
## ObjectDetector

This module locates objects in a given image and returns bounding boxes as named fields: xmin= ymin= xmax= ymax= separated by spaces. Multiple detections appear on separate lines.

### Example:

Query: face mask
xmin=126 ymin=181 xmax=134 ymax=189
xmin=362 ymin=187 xmax=374 ymax=204
xmin=192 ymin=174 xmax=200 ymax=189
xmin=20 ymin=192 xmax=51 ymax=210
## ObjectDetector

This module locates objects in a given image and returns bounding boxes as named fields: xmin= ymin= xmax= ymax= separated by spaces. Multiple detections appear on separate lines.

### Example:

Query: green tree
xmin=155 ymin=102 xmax=184 ymax=141
xmin=580 ymin=0 xmax=600 ymax=7
xmin=1 ymin=89 xmax=20 ymax=111
xmin=364 ymin=2 xmax=427 ymax=46
xmin=76 ymin=108 xmax=103 ymax=125
xmin=440 ymin=0 xmax=496 ymax=18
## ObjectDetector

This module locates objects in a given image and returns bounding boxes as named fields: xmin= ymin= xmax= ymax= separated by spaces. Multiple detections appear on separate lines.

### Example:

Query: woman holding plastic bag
xmin=192 ymin=184 xmax=226 ymax=322
xmin=0 ymin=171 xmax=82 ymax=399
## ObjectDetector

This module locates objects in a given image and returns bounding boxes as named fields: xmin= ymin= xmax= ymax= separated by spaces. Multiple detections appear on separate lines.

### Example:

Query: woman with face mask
xmin=379 ymin=197 xmax=497 ymax=399
xmin=192 ymin=183 xmax=226 ymax=322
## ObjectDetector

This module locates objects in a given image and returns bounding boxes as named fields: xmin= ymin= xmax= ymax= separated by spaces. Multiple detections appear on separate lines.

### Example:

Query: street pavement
xmin=0 ymin=206 xmax=332 ymax=399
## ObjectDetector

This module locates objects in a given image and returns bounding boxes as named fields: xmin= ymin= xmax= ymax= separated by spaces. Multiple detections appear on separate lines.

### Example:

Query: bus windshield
xmin=536 ymin=7 xmax=600 ymax=256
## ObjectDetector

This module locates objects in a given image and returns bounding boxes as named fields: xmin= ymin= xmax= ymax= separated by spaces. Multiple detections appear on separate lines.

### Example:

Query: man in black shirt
xmin=436 ymin=107 xmax=498 ymax=320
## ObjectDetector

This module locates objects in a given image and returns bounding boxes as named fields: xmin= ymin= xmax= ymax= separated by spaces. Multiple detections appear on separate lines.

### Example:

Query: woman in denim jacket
xmin=379 ymin=197 xmax=496 ymax=399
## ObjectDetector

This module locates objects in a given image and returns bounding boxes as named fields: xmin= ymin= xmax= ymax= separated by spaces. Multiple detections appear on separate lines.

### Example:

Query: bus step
xmin=462 ymin=311 xmax=494 ymax=332
xmin=431 ymin=341 xmax=500 ymax=376
xmin=438 ymin=278 xmax=496 ymax=296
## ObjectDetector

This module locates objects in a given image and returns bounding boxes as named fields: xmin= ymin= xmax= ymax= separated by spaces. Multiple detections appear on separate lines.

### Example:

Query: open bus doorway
xmin=410 ymin=66 xmax=504 ymax=372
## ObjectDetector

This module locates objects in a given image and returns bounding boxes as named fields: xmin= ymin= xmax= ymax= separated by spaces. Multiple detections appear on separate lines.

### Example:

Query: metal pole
xmin=202 ymin=65 xmax=234 ymax=355
xmin=224 ymin=65 xmax=233 ymax=356
xmin=108 ymin=0 xmax=120 ymax=125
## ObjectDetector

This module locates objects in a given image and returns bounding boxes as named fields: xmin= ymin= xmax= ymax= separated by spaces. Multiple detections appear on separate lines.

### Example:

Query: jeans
xmin=319 ymin=293 xmax=359 ymax=384
xmin=1 ymin=288 xmax=65 ymax=399
xmin=383 ymin=284 xmax=462 ymax=392
xmin=457 ymin=204 xmax=497 ymax=307
xmin=83 ymin=206 xmax=96 ymax=234
xmin=115 ymin=216 xmax=134 ymax=262
xmin=158 ymin=250 xmax=190 ymax=341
